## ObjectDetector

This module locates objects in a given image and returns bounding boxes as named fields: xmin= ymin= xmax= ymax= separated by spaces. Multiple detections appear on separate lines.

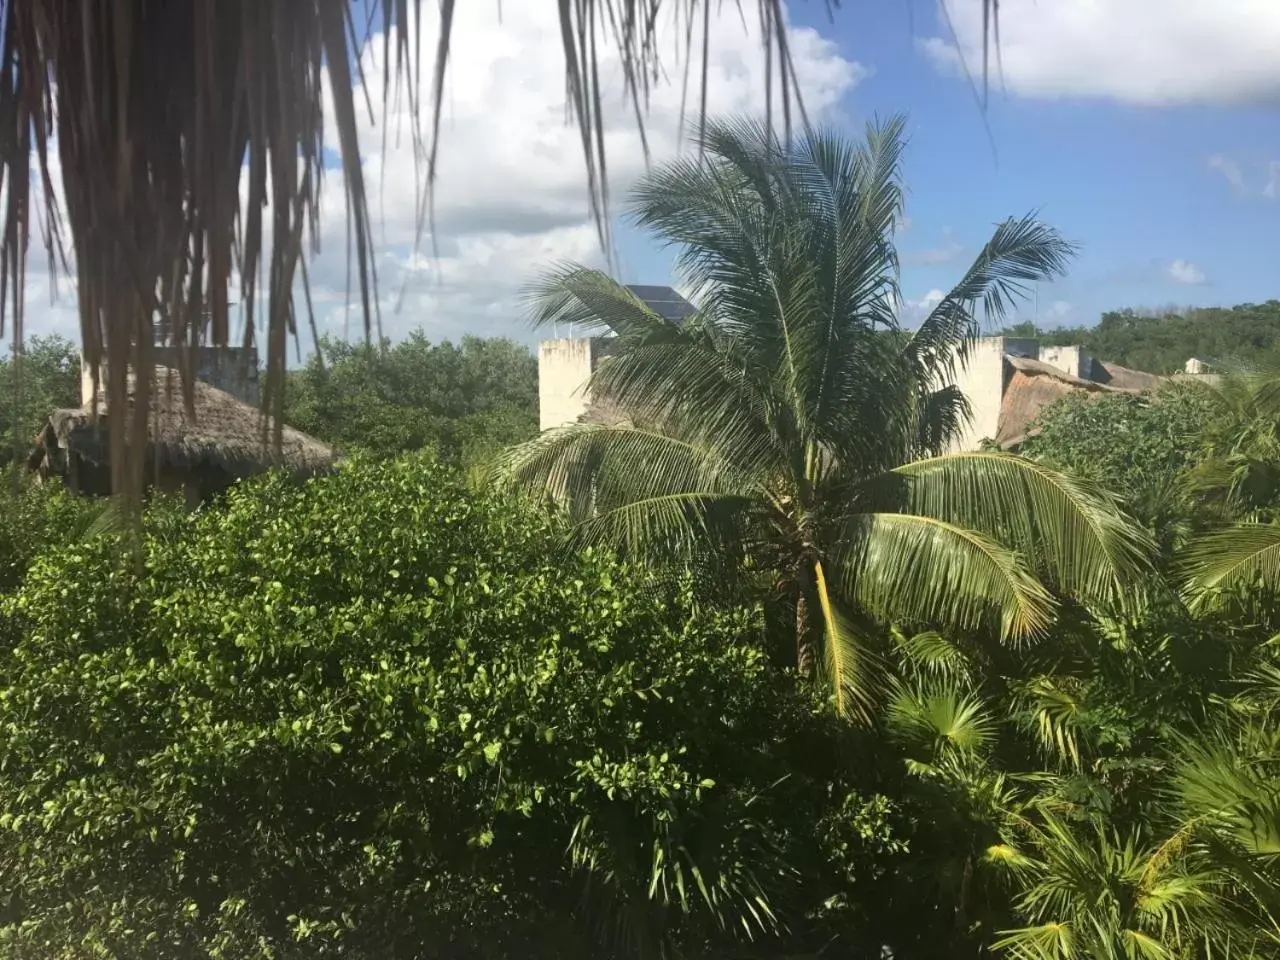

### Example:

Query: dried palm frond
xmin=0 ymin=0 xmax=1000 ymax=506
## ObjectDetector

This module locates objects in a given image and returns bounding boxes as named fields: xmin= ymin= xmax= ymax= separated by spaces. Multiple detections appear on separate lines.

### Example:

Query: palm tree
xmin=499 ymin=115 xmax=1153 ymax=719
xmin=1179 ymin=371 xmax=1280 ymax=612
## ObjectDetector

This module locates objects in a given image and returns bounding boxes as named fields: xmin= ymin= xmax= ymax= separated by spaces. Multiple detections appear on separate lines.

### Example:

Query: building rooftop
xmin=624 ymin=284 xmax=696 ymax=322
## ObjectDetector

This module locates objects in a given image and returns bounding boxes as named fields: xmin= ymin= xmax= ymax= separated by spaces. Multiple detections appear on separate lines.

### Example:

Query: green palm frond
xmin=813 ymin=558 xmax=882 ymax=723
xmin=585 ymin=342 xmax=782 ymax=474
xmin=524 ymin=266 xmax=684 ymax=346
xmin=1173 ymin=728 xmax=1280 ymax=860
xmin=995 ymin=812 xmax=1234 ymax=960
xmin=1015 ymin=676 xmax=1089 ymax=773
xmin=835 ymin=511 xmax=1056 ymax=641
xmin=891 ymin=627 xmax=974 ymax=684
xmin=992 ymin=921 xmax=1075 ymax=960
xmin=894 ymin=452 xmax=1155 ymax=613
xmin=886 ymin=680 xmax=997 ymax=758
xmin=904 ymin=215 xmax=1077 ymax=389
xmin=1179 ymin=522 xmax=1280 ymax=613
xmin=497 ymin=422 xmax=761 ymax=558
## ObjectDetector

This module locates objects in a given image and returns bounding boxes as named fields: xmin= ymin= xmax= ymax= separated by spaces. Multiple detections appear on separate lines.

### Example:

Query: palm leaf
xmin=1179 ymin=522 xmax=1280 ymax=613
xmin=813 ymin=557 xmax=881 ymax=723
xmin=886 ymin=680 xmax=997 ymax=758
xmin=891 ymin=627 xmax=974 ymax=684
xmin=903 ymin=214 xmax=1077 ymax=389
xmin=834 ymin=511 xmax=1056 ymax=641
xmin=524 ymin=265 xmax=683 ymax=345
xmin=496 ymin=421 xmax=763 ymax=560
xmin=894 ymin=451 xmax=1155 ymax=613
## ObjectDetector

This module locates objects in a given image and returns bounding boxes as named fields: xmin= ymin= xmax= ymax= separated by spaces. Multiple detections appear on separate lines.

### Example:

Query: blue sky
xmin=612 ymin=2 xmax=1280 ymax=332
xmin=15 ymin=0 xmax=1279 ymax=350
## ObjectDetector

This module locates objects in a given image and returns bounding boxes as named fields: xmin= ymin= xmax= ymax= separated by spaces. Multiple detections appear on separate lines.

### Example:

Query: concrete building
xmin=535 ymin=294 xmax=1173 ymax=450
xmin=537 ymin=284 xmax=693 ymax=432
xmin=538 ymin=336 xmax=618 ymax=432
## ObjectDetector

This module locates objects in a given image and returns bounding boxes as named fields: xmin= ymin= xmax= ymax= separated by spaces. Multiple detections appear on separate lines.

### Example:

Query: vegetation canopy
xmin=0 ymin=454 xmax=884 ymax=959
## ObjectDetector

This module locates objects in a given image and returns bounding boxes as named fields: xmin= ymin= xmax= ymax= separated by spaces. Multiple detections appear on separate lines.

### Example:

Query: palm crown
xmin=501 ymin=115 xmax=1154 ymax=718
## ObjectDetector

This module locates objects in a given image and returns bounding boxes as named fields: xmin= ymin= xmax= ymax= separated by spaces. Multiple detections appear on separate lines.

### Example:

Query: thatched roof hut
xmin=995 ymin=355 xmax=1155 ymax=450
xmin=28 ymin=365 xmax=335 ymax=501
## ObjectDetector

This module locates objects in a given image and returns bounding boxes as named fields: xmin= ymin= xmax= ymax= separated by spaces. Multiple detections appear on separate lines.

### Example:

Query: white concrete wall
xmin=1038 ymin=344 xmax=1093 ymax=380
xmin=946 ymin=337 xmax=1037 ymax=452
xmin=538 ymin=338 xmax=601 ymax=431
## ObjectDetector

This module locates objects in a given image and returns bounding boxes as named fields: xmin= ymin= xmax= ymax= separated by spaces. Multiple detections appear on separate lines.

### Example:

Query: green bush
xmin=0 ymin=455 xmax=874 ymax=958
xmin=0 ymin=479 xmax=108 ymax=595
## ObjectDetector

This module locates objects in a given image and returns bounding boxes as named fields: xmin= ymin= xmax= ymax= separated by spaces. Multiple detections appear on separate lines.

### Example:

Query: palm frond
xmin=495 ymin=421 xmax=762 ymax=561
xmin=1172 ymin=727 xmax=1280 ymax=860
xmin=893 ymin=451 xmax=1155 ymax=613
xmin=1179 ymin=522 xmax=1280 ymax=614
xmin=886 ymin=680 xmax=997 ymax=758
xmin=904 ymin=214 xmax=1075 ymax=389
xmin=834 ymin=511 xmax=1056 ymax=641
xmin=813 ymin=558 xmax=881 ymax=723
xmin=524 ymin=265 xmax=684 ymax=345
xmin=1015 ymin=676 xmax=1089 ymax=772
xmin=891 ymin=627 xmax=974 ymax=684
xmin=585 ymin=340 xmax=783 ymax=478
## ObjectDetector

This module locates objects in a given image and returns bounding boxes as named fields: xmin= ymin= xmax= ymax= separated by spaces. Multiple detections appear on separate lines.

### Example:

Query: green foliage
xmin=1020 ymin=383 xmax=1220 ymax=529
xmin=285 ymin=332 xmax=537 ymax=470
xmin=852 ymin=596 xmax=1280 ymax=957
xmin=0 ymin=337 xmax=80 ymax=464
xmin=0 ymin=479 xmax=108 ymax=595
xmin=0 ymin=454 xmax=881 ymax=959
xmin=1002 ymin=300 xmax=1280 ymax=375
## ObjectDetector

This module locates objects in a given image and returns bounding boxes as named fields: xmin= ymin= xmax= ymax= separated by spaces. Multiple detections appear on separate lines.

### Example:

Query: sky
xmin=14 ymin=0 xmax=1280 ymax=351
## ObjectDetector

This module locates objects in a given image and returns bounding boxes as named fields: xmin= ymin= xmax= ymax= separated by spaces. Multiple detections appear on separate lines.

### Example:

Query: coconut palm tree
xmin=499 ymin=115 xmax=1153 ymax=719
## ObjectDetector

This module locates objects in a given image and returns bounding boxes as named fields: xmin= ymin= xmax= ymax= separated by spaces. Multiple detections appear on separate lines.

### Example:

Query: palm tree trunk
xmin=794 ymin=560 xmax=817 ymax=680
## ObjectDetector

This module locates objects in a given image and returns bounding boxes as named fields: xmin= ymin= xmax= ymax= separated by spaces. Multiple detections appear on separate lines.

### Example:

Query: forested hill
xmin=1000 ymin=300 xmax=1280 ymax=374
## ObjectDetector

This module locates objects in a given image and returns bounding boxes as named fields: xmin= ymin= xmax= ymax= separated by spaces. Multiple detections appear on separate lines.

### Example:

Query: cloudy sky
xmin=15 ymin=0 xmax=1280 ymax=351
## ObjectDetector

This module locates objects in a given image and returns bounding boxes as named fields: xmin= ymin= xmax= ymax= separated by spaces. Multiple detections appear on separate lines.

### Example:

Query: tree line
xmin=1001 ymin=299 xmax=1280 ymax=374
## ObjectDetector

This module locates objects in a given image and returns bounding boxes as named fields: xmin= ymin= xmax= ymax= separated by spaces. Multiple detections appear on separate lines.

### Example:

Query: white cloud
xmin=20 ymin=4 xmax=863 ymax=348
xmin=1166 ymin=258 xmax=1208 ymax=286
xmin=899 ymin=287 xmax=946 ymax=324
xmin=301 ymin=2 xmax=861 ymax=343
xmin=1048 ymin=300 xmax=1073 ymax=320
xmin=1208 ymin=154 xmax=1247 ymax=194
xmin=1265 ymin=161 xmax=1280 ymax=199
xmin=924 ymin=0 xmax=1280 ymax=106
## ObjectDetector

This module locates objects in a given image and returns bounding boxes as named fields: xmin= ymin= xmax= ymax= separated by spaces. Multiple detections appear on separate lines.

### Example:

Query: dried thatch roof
xmin=1096 ymin=361 xmax=1166 ymax=392
xmin=31 ymin=366 xmax=335 ymax=481
xmin=995 ymin=355 xmax=1152 ymax=449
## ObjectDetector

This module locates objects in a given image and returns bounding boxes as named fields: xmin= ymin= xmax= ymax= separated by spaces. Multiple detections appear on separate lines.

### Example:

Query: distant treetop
xmin=999 ymin=300 xmax=1280 ymax=374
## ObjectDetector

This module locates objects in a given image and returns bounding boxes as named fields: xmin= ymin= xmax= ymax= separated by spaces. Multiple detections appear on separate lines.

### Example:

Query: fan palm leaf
xmin=500 ymin=115 xmax=1152 ymax=718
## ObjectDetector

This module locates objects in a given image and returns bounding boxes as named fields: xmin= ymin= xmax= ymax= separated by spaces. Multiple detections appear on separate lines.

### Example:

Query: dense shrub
xmin=0 ymin=479 xmax=108 ymax=595
xmin=0 ymin=455 xmax=882 ymax=959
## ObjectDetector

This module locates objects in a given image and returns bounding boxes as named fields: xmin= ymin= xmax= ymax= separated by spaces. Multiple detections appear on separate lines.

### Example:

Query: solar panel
xmin=625 ymin=284 xmax=696 ymax=323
